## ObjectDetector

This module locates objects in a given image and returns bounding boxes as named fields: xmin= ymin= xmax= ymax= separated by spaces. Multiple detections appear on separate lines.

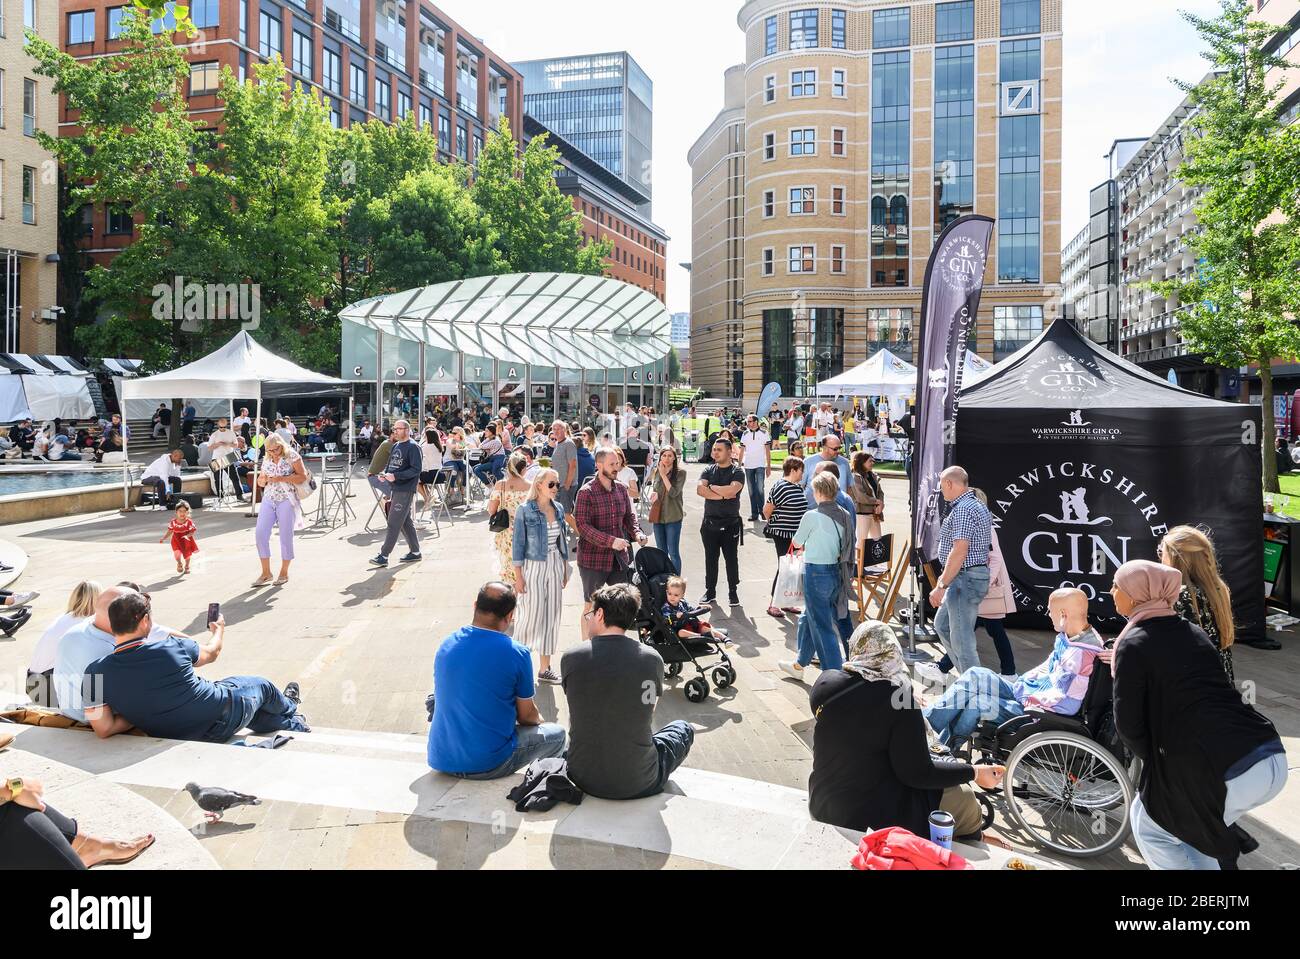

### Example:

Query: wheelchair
xmin=964 ymin=656 xmax=1139 ymax=858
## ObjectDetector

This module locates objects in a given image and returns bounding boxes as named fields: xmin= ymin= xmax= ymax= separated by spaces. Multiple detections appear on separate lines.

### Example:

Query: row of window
xmin=760 ymin=185 xmax=853 ymax=218
xmin=577 ymin=200 xmax=662 ymax=254
xmin=764 ymin=68 xmax=848 ymax=103
xmin=67 ymin=0 xmax=221 ymax=44
xmin=762 ymin=1 xmax=1040 ymax=57
xmin=759 ymin=127 xmax=848 ymax=160
xmin=0 ymin=73 xmax=42 ymax=139
xmin=0 ymin=162 xmax=41 ymax=226
xmin=579 ymin=234 xmax=661 ymax=281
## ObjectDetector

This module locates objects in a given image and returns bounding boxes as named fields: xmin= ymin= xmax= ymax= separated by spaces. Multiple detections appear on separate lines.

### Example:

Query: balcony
xmin=325 ymin=9 xmax=361 ymax=44
xmin=375 ymin=41 xmax=406 ymax=72
xmin=1130 ymin=343 xmax=1190 ymax=365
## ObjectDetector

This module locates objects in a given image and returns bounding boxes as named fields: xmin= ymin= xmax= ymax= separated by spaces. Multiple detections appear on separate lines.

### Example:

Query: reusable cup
xmin=928 ymin=810 xmax=955 ymax=850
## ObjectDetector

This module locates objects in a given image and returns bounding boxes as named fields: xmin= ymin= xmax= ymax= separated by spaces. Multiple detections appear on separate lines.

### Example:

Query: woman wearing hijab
xmin=808 ymin=620 xmax=1005 ymax=839
xmin=1111 ymin=559 xmax=1287 ymax=870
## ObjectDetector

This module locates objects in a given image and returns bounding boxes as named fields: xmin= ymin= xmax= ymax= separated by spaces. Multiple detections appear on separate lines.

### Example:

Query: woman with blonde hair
xmin=1158 ymin=525 xmax=1241 ymax=681
xmin=488 ymin=451 xmax=532 ymax=587
xmin=252 ymin=432 xmax=309 ymax=587
xmin=26 ymin=580 xmax=102 ymax=707
xmin=512 ymin=467 xmax=571 ymax=684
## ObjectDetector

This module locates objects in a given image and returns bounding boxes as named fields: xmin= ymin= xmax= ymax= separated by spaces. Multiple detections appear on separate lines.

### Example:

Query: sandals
xmin=273 ymin=575 xmax=289 ymax=586
xmin=75 ymin=834 xmax=156 ymax=868
xmin=176 ymin=560 xmax=184 ymax=573
xmin=766 ymin=606 xmax=785 ymax=619
xmin=251 ymin=575 xmax=273 ymax=588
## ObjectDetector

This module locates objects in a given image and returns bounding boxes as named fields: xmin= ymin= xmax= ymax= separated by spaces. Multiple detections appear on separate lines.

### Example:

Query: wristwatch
xmin=936 ymin=579 xmax=947 ymax=590
xmin=5 ymin=777 xmax=22 ymax=801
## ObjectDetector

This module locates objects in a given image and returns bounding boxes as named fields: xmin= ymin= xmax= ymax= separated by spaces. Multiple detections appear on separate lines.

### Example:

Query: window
xmin=22 ymin=166 xmax=35 ymax=224
xmin=0 ymin=70 xmax=4 ymax=127
xmin=763 ymin=308 xmax=844 ymax=397
xmin=790 ymin=128 xmax=816 ymax=156
xmin=832 ymin=186 xmax=846 ymax=215
xmin=789 ymin=9 xmax=818 ymax=49
xmin=936 ymin=1 xmax=975 ymax=42
xmin=457 ymin=121 xmax=468 ymax=160
xmin=1000 ymin=38 xmax=1041 ymax=82
xmin=1001 ymin=0 xmax=1041 ymax=36
xmin=832 ymin=69 xmax=847 ymax=98
xmin=871 ymin=50 xmax=910 ymax=287
xmin=763 ymin=131 xmax=775 ymax=160
xmin=438 ymin=113 xmax=451 ymax=152
xmin=831 ymin=245 xmax=845 ymax=274
xmin=790 ymin=69 xmax=816 ymax=98
xmin=398 ymin=90 xmax=411 ymax=120
xmin=259 ymin=11 xmax=282 ymax=59
xmin=765 ymin=15 xmax=778 ymax=55
xmin=832 ymin=9 xmax=847 ymax=48
xmin=191 ymin=0 xmax=218 ymax=28
xmin=107 ymin=204 xmax=132 ymax=235
xmin=763 ymin=189 xmax=775 ymax=218
xmin=993 ymin=305 xmax=1043 ymax=355
xmin=935 ymin=44 xmax=975 ymax=232
xmin=790 ymin=186 xmax=815 ymax=215
xmin=323 ymin=48 xmax=341 ymax=94
xmin=67 ymin=11 xmax=95 ymax=44
xmin=78 ymin=204 xmax=94 ymax=235
xmin=873 ymin=7 xmax=911 ymax=48
xmin=23 ymin=0 xmax=33 ymax=30
xmin=239 ymin=0 xmax=246 ymax=45
xmin=789 ymin=245 xmax=815 ymax=273
xmin=108 ymin=6 xmax=128 ymax=38
xmin=764 ymin=75 xmax=776 ymax=103
xmin=190 ymin=61 xmax=219 ymax=95
xmin=22 ymin=78 xmax=35 ymax=137
xmin=376 ymin=79 xmax=391 ymax=120
xmin=349 ymin=63 xmax=367 ymax=108
xmin=419 ymin=102 xmax=431 ymax=128
xmin=293 ymin=31 xmax=312 ymax=77
xmin=762 ymin=248 xmax=775 ymax=276
xmin=832 ymin=127 xmax=846 ymax=156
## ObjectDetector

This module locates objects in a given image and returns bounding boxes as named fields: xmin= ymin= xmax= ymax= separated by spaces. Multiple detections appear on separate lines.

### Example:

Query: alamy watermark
xmin=151 ymin=276 xmax=260 ymax=333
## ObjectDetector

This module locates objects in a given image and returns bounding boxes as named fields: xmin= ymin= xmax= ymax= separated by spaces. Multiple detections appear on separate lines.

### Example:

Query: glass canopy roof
xmin=339 ymin=273 xmax=672 ymax=368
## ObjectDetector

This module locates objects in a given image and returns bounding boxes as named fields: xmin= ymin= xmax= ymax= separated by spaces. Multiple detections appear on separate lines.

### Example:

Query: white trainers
xmin=6 ymin=591 xmax=37 ymax=607
xmin=778 ymin=660 xmax=807 ymax=682
xmin=913 ymin=662 xmax=951 ymax=685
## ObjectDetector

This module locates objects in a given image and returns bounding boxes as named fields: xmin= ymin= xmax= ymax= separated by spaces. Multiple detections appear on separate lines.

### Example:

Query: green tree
xmin=1151 ymin=0 xmax=1300 ymax=493
xmin=668 ymin=346 xmax=684 ymax=385
xmin=471 ymin=118 xmax=611 ymax=275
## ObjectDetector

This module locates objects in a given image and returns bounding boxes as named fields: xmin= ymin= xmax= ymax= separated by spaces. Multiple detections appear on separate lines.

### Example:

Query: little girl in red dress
xmin=160 ymin=501 xmax=200 ymax=573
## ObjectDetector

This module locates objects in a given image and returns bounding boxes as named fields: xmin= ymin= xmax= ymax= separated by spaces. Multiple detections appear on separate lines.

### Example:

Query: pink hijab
xmin=1114 ymin=559 xmax=1183 ymax=643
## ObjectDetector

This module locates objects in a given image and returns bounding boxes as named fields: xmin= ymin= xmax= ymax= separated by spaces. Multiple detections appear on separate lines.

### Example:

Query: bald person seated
xmin=922 ymin=587 xmax=1106 ymax=747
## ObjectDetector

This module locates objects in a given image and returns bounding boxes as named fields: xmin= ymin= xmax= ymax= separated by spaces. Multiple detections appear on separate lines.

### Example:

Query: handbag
xmin=648 ymin=476 xmax=664 ymax=525
xmin=294 ymin=475 xmax=318 ymax=501
xmin=774 ymin=545 xmax=805 ymax=610
xmin=488 ymin=506 xmax=510 ymax=532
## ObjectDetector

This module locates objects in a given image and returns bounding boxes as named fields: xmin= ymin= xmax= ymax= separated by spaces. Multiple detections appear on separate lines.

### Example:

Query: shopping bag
xmin=774 ymin=550 xmax=805 ymax=610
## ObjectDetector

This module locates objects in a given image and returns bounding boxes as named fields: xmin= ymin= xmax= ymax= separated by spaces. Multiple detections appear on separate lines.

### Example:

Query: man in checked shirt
xmin=928 ymin=466 xmax=993 ymax=675
xmin=575 ymin=448 xmax=647 ymax=641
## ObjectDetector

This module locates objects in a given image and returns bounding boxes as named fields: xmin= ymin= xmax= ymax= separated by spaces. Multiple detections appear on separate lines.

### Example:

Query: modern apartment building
xmin=1060 ymin=222 xmax=1087 ymax=322
xmin=60 ymin=0 xmax=523 ymax=268
xmin=516 ymin=52 xmax=653 ymax=217
xmin=689 ymin=0 xmax=1064 ymax=400
xmin=522 ymin=114 xmax=668 ymax=302
xmin=1 ymin=0 xmax=61 ymax=353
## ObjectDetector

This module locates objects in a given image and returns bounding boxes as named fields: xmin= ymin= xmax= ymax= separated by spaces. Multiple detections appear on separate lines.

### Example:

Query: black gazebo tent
xmin=955 ymin=319 xmax=1264 ymax=641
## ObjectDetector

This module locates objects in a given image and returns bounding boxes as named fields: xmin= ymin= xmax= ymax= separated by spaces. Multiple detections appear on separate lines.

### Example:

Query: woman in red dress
xmin=160 ymin=502 xmax=200 ymax=574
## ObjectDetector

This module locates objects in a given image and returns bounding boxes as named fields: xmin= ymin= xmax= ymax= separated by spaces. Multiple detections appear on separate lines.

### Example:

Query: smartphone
xmin=207 ymin=602 xmax=221 ymax=625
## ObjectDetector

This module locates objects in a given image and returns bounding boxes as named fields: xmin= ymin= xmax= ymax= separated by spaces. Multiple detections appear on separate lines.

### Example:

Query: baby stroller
xmin=632 ymin=547 xmax=736 ymax=703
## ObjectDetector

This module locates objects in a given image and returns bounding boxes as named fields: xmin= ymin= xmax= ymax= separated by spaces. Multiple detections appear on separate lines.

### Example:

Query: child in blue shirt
xmin=662 ymin=575 xmax=728 ymax=642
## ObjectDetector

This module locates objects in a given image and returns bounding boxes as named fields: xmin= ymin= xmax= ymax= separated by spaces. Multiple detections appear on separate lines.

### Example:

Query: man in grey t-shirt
xmin=549 ymin=420 xmax=578 ymax=512
xmin=560 ymin=584 xmax=694 ymax=800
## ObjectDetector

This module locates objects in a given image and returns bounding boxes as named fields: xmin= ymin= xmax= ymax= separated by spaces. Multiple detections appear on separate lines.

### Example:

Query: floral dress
xmin=1174 ymin=583 xmax=1233 ymax=685
xmin=493 ymin=488 xmax=530 ymax=585
xmin=168 ymin=517 xmax=199 ymax=558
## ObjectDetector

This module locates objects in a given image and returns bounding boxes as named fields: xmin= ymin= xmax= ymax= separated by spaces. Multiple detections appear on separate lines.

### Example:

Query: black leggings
xmin=0 ymin=802 xmax=85 ymax=869
xmin=770 ymin=532 xmax=794 ymax=597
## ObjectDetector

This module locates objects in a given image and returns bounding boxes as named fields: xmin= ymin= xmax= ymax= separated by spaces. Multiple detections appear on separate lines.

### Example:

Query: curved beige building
xmin=689 ymin=0 xmax=1062 ymax=399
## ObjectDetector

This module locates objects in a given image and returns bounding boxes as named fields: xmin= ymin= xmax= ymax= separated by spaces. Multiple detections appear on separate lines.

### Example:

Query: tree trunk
xmin=1261 ymin=356 xmax=1279 ymax=494
xmin=167 ymin=397 xmax=183 ymax=450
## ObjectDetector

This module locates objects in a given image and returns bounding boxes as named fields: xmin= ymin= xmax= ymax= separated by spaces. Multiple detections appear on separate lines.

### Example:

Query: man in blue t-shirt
xmin=427 ymin=582 xmax=566 ymax=779
xmin=84 ymin=592 xmax=309 ymax=743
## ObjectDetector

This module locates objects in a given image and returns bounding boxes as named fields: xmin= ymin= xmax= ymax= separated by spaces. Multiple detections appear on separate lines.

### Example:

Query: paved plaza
xmin=3 ymin=464 xmax=1299 ymax=870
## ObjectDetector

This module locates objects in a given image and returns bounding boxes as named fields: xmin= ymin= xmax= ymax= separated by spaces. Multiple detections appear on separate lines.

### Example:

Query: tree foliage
xmin=1149 ymin=0 xmax=1300 ymax=493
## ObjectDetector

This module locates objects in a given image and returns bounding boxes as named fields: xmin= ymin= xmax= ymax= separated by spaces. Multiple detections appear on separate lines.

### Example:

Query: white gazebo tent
xmin=118 ymin=332 xmax=349 ymax=511
xmin=816 ymin=348 xmax=917 ymax=399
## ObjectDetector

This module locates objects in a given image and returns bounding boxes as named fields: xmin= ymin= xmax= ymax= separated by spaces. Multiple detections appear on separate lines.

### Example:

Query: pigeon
xmin=185 ymin=782 xmax=261 ymax=823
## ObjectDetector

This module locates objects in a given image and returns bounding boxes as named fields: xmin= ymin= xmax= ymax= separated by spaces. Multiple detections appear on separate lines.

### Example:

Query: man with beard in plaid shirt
xmin=575 ymin=448 xmax=646 ymax=641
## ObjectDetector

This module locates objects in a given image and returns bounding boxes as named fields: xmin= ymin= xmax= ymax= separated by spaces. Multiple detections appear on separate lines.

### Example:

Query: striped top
xmin=766 ymin=479 xmax=808 ymax=535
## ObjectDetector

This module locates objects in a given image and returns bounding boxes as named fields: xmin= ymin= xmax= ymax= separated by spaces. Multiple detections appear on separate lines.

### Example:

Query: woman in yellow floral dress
xmin=488 ymin=452 xmax=532 ymax=586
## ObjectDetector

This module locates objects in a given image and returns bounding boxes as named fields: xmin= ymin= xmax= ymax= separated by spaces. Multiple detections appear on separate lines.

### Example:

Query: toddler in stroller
xmin=663 ymin=576 xmax=729 ymax=644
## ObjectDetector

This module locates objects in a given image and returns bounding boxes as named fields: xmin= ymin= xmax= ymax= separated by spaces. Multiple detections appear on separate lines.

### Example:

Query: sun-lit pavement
xmin=2 ymin=462 xmax=1297 ymax=869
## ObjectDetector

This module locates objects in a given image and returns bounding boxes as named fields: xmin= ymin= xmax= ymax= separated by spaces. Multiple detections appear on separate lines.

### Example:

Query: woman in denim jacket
xmin=512 ymin=468 xmax=572 ymax=685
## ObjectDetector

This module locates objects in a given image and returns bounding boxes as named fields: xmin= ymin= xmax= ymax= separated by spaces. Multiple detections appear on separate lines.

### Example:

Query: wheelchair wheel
xmin=1003 ymin=731 xmax=1134 ymax=859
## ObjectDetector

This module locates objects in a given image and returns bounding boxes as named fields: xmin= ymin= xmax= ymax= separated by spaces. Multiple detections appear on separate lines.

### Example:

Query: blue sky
xmin=437 ymin=0 xmax=1225 ymax=312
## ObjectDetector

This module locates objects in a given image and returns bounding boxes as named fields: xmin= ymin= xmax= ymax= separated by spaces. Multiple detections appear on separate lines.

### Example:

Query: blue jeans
xmin=922 ymin=667 xmax=1023 ymax=747
xmin=454 ymin=723 xmax=568 ymax=781
xmin=207 ymin=676 xmax=309 ymax=743
xmin=473 ymin=454 xmax=505 ymax=486
xmin=653 ymin=521 xmax=683 ymax=573
xmin=934 ymin=565 xmax=990 ymax=674
xmin=1132 ymin=751 xmax=1288 ymax=870
xmin=796 ymin=563 xmax=849 ymax=671
xmin=630 ymin=721 xmax=696 ymax=799
xmin=745 ymin=467 xmax=766 ymax=518
xmin=937 ymin=617 xmax=1017 ymax=675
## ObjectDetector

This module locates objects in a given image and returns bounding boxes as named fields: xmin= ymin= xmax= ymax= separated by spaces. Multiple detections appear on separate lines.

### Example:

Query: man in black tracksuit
xmin=370 ymin=419 xmax=422 ymax=568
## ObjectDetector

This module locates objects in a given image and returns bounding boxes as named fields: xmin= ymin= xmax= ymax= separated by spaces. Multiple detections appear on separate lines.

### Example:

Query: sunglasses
xmin=545 ymin=481 xmax=558 ymax=489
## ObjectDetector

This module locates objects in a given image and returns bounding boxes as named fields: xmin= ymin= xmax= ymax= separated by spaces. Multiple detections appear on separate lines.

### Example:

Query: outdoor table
xmin=302 ymin=452 xmax=349 ymax=528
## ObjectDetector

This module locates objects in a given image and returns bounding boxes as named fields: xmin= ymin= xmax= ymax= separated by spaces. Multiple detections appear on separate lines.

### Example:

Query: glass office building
xmin=516 ymin=52 xmax=653 ymax=217
xmin=340 ymin=273 xmax=672 ymax=423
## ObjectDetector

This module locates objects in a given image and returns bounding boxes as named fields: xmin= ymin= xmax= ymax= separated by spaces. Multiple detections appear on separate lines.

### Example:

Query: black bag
xmin=488 ymin=507 xmax=510 ymax=533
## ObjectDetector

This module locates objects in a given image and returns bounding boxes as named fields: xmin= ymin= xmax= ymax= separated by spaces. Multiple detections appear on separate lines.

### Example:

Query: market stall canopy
xmin=816 ymin=349 xmax=917 ymax=397
xmin=0 ymin=353 xmax=95 ymax=420
xmin=120 ymin=332 xmax=348 ymax=401
xmin=954 ymin=318 xmax=1263 ymax=640
xmin=338 ymin=273 xmax=673 ymax=370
